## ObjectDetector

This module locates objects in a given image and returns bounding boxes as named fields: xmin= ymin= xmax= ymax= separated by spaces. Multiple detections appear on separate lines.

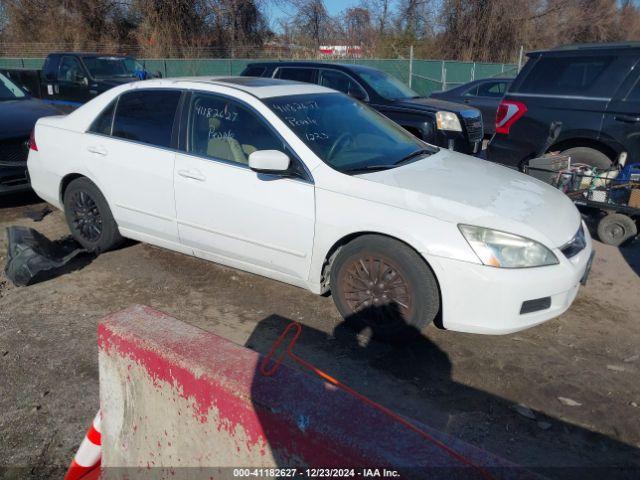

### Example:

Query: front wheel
xmin=63 ymin=177 xmax=122 ymax=253
xmin=330 ymin=235 xmax=440 ymax=342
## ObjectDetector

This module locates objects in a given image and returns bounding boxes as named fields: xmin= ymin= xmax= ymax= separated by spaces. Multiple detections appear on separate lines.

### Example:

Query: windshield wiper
xmin=342 ymin=149 xmax=433 ymax=174
xmin=341 ymin=164 xmax=395 ymax=174
xmin=394 ymin=148 xmax=433 ymax=166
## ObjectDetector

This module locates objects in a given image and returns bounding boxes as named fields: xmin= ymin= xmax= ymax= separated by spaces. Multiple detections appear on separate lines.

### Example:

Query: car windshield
xmin=357 ymin=69 xmax=420 ymax=101
xmin=0 ymin=73 xmax=27 ymax=100
xmin=82 ymin=57 xmax=142 ymax=78
xmin=266 ymin=93 xmax=435 ymax=174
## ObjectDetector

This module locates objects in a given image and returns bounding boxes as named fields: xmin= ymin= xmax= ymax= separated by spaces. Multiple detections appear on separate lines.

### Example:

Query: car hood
xmin=355 ymin=151 xmax=581 ymax=248
xmin=0 ymin=98 xmax=62 ymax=139
xmin=392 ymin=96 xmax=478 ymax=116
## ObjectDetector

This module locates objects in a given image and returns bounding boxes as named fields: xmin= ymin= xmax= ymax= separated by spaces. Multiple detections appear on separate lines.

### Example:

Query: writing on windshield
xmin=267 ymin=93 xmax=428 ymax=173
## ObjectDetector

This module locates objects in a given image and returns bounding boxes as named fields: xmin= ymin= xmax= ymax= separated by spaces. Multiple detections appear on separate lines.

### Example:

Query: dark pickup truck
xmin=241 ymin=61 xmax=484 ymax=155
xmin=1 ymin=52 xmax=157 ymax=108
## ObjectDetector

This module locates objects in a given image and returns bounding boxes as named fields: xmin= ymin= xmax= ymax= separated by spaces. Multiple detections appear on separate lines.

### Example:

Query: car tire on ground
xmin=63 ymin=177 xmax=122 ymax=253
xmin=330 ymin=235 xmax=440 ymax=342
xmin=597 ymin=213 xmax=637 ymax=246
xmin=561 ymin=147 xmax=612 ymax=170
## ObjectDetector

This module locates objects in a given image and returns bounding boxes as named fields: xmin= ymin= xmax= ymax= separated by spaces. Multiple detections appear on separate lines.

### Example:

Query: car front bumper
xmin=0 ymin=162 xmax=30 ymax=194
xmin=423 ymin=226 xmax=593 ymax=334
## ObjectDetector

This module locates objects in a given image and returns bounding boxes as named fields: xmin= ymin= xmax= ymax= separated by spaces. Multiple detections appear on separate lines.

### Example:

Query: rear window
xmin=242 ymin=66 xmax=267 ymax=77
xmin=517 ymin=55 xmax=635 ymax=98
xmin=89 ymin=100 xmax=116 ymax=135
xmin=112 ymin=90 xmax=181 ymax=148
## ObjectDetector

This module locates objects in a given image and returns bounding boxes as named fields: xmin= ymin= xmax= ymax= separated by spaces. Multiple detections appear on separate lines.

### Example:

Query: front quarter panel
xmin=309 ymin=174 xmax=480 ymax=293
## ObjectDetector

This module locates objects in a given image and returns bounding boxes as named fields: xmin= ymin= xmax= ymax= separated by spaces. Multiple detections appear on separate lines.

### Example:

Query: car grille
xmin=560 ymin=224 xmax=586 ymax=259
xmin=463 ymin=116 xmax=484 ymax=143
xmin=0 ymin=137 xmax=29 ymax=164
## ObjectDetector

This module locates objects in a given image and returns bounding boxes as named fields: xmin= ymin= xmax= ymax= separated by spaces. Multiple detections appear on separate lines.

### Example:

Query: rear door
xmin=601 ymin=61 xmax=640 ymax=163
xmin=84 ymin=89 xmax=182 ymax=245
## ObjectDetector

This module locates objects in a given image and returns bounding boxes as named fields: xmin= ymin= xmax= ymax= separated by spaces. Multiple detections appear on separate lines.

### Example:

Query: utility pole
xmin=517 ymin=45 xmax=524 ymax=72
xmin=409 ymin=45 xmax=414 ymax=88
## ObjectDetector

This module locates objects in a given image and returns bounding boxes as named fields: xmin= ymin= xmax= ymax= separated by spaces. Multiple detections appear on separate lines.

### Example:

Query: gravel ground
xmin=0 ymin=192 xmax=639 ymax=479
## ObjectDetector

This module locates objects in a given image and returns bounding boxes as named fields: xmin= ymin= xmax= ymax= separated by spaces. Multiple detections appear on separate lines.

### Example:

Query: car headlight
xmin=458 ymin=225 xmax=558 ymax=268
xmin=435 ymin=111 xmax=462 ymax=132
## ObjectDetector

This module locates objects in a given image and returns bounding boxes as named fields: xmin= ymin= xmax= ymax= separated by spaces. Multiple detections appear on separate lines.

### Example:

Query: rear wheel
xmin=63 ymin=177 xmax=122 ymax=253
xmin=330 ymin=235 xmax=440 ymax=342
xmin=597 ymin=213 xmax=637 ymax=246
xmin=561 ymin=147 xmax=612 ymax=170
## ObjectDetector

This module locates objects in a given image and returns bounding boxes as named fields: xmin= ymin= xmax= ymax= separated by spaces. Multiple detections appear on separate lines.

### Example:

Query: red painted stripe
xmin=97 ymin=305 xmax=517 ymax=472
xmin=86 ymin=424 xmax=101 ymax=445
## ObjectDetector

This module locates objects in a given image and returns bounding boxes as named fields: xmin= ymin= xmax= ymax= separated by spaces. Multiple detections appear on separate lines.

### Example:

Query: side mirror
xmin=249 ymin=150 xmax=290 ymax=174
xmin=74 ymin=72 xmax=88 ymax=86
xmin=348 ymin=88 xmax=367 ymax=102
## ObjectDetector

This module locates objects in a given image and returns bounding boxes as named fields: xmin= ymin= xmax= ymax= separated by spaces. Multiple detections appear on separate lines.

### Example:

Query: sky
xmin=268 ymin=0 xmax=365 ymax=27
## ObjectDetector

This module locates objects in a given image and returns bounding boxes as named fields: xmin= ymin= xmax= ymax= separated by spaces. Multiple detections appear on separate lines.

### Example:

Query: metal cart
xmin=525 ymin=159 xmax=640 ymax=246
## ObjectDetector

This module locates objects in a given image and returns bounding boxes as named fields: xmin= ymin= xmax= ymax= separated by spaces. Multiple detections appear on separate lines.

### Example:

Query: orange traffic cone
xmin=63 ymin=411 xmax=101 ymax=480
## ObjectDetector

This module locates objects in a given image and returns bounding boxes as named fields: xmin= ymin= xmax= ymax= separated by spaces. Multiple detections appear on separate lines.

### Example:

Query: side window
xmin=89 ymin=100 xmax=116 ymax=135
xmin=243 ymin=66 xmax=267 ymax=77
xmin=463 ymin=84 xmax=479 ymax=96
xmin=517 ymin=55 xmax=636 ymax=97
xmin=277 ymin=68 xmax=316 ymax=83
xmin=625 ymin=79 xmax=640 ymax=102
xmin=477 ymin=81 xmax=506 ymax=97
xmin=112 ymin=90 xmax=181 ymax=148
xmin=59 ymin=56 xmax=85 ymax=83
xmin=188 ymin=93 xmax=286 ymax=166
xmin=319 ymin=70 xmax=367 ymax=98
xmin=187 ymin=93 xmax=307 ymax=178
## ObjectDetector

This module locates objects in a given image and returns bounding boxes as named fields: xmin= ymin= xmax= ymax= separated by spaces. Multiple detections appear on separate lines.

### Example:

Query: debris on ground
xmin=4 ymin=226 xmax=91 ymax=287
xmin=606 ymin=364 xmax=626 ymax=372
xmin=511 ymin=404 xmax=536 ymax=419
xmin=537 ymin=421 xmax=552 ymax=430
xmin=23 ymin=206 xmax=53 ymax=222
xmin=558 ymin=397 xmax=583 ymax=407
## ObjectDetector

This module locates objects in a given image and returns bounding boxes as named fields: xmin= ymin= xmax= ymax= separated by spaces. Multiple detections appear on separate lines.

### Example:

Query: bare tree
xmin=360 ymin=0 xmax=392 ymax=35
xmin=343 ymin=7 xmax=373 ymax=47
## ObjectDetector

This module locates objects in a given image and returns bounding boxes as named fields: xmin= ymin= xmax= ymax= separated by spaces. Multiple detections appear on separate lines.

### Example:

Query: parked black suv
xmin=241 ymin=62 xmax=484 ymax=155
xmin=488 ymin=42 xmax=640 ymax=169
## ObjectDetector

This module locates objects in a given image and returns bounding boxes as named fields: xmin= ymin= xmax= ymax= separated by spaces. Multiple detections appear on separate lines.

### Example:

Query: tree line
xmin=0 ymin=0 xmax=639 ymax=61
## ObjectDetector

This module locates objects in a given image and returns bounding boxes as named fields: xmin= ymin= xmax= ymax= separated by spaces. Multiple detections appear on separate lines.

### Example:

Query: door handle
xmin=614 ymin=114 xmax=640 ymax=123
xmin=177 ymin=169 xmax=205 ymax=181
xmin=87 ymin=145 xmax=107 ymax=155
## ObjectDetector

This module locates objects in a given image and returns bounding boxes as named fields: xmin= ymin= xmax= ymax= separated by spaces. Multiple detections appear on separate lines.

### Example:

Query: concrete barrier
xmin=98 ymin=305 xmax=527 ymax=479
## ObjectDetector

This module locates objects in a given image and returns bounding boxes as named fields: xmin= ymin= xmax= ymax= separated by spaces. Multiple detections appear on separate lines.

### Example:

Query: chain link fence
xmin=0 ymin=52 xmax=518 ymax=96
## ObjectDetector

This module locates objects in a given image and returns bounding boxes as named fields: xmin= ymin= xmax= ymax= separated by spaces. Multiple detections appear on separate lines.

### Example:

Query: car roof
xmin=528 ymin=41 xmax=640 ymax=57
xmin=244 ymin=60 xmax=383 ymax=74
xmin=50 ymin=52 xmax=134 ymax=59
xmin=139 ymin=76 xmax=335 ymax=99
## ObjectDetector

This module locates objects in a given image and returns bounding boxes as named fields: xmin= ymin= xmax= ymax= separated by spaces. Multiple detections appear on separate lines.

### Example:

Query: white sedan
xmin=27 ymin=77 xmax=593 ymax=339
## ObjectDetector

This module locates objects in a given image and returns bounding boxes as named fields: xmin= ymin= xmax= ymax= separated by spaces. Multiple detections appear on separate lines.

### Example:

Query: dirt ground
xmin=1 ymin=191 xmax=639 ymax=479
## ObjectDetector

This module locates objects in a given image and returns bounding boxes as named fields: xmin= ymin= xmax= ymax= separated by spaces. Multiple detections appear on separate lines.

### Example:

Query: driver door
xmin=174 ymin=92 xmax=316 ymax=283
xmin=57 ymin=56 xmax=90 ymax=104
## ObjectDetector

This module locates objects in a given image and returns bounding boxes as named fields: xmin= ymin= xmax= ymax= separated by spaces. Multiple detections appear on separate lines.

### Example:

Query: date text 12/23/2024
xmin=233 ymin=468 xmax=401 ymax=478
